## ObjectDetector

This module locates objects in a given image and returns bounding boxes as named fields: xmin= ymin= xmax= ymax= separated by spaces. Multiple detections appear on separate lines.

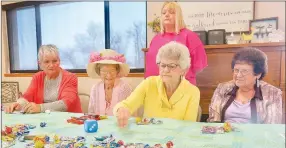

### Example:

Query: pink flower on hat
xmin=87 ymin=49 xmax=130 ymax=78
xmin=89 ymin=51 xmax=126 ymax=63
xmin=89 ymin=52 xmax=102 ymax=63
xmin=104 ymin=55 xmax=126 ymax=63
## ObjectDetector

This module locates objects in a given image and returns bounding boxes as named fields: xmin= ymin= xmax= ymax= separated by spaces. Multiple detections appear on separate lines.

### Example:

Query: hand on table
xmin=22 ymin=102 xmax=41 ymax=114
xmin=4 ymin=102 xmax=22 ymax=113
xmin=116 ymin=107 xmax=131 ymax=128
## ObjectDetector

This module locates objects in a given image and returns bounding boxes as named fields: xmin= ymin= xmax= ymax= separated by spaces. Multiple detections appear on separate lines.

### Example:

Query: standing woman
xmin=145 ymin=2 xmax=207 ymax=85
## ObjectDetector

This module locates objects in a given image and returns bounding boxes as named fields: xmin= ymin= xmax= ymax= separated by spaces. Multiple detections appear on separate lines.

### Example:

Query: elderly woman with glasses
xmin=5 ymin=44 xmax=82 ymax=114
xmin=87 ymin=49 xmax=139 ymax=116
xmin=208 ymin=47 xmax=283 ymax=124
xmin=114 ymin=41 xmax=201 ymax=128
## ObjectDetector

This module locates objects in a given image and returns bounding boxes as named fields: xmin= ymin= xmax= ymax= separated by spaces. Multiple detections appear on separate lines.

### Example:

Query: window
xmin=40 ymin=2 xmax=105 ymax=69
xmin=6 ymin=1 xmax=147 ymax=73
xmin=109 ymin=2 xmax=146 ymax=69
xmin=7 ymin=6 xmax=38 ymax=71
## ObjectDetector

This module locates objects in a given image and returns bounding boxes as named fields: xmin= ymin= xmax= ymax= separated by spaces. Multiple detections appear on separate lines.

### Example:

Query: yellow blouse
xmin=113 ymin=76 xmax=200 ymax=121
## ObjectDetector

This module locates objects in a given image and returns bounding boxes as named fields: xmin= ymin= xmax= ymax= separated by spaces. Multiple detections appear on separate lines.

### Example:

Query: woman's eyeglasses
xmin=157 ymin=63 xmax=179 ymax=71
xmin=100 ymin=70 xmax=117 ymax=76
xmin=233 ymin=68 xmax=252 ymax=76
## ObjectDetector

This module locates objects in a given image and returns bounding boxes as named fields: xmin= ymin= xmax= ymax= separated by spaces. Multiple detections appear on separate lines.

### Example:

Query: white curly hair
xmin=156 ymin=41 xmax=190 ymax=70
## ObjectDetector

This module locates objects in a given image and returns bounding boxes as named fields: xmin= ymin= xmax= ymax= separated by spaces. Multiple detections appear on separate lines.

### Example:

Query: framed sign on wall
xmin=178 ymin=2 xmax=254 ymax=33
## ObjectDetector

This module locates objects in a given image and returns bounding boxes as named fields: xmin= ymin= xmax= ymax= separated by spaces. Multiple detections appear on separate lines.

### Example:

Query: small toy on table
xmin=201 ymin=126 xmax=219 ymax=134
xmin=28 ymin=124 xmax=36 ymax=129
xmin=3 ymin=126 xmax=12 ymax=135
xmin=83 ymin=113 xmax=108 ymax=120
xmin=136 ymin=117 xmax=149 ymax=125
xmin=2 ymin=124 xmax=36 ymax=141
xmin=45 ymin=110 xmax=51 ymax=114
xmin=25 ymin=135 xmax=87 ymax=148
xmin=135 ymin=117 xmax=163 ymax=125
xmin=84 ymin=120 xmax=98 ymax=133
xmin=223 ymin=122 xmax=232 ymax=132
xmin=91 ymin=134 xmax=172 ymax=148
xmin=166 ymin=141 xmax=174 ymax=148
xmin=1 ymin=124 xmax=37 ymax=147
xmin=67 ymin=117 xmax=85 ymax=125
xmin=2 ymin=139 xmax=15 ymax=148
xmin=40 ymin=122 xmax=47 ymax=128
xmin=201 ymin=122 xmax=238 ymax=134
xmin=67 ymin=114 xmax=108 ymax=125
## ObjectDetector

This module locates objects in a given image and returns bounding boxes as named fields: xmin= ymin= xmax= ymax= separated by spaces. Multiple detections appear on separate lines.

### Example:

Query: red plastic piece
xmin=117 ymin=140 xmax=124 ymax=146
xmin=166 ymin=141 xmax=174 ymax=148
xmin=5 ymin=126 xmax=12 ymax=134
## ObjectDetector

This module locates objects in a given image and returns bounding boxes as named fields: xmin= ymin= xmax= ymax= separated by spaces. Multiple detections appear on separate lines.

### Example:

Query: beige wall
xmin=147 ymin=2 xmax=286 ymax=43
xmin=255 ymin=2 xmax=285 ymax=31
xmin=2 ymin=77 xmax=143 ymax=96
xmin=2 ymin=2 xmax=285 ymax=95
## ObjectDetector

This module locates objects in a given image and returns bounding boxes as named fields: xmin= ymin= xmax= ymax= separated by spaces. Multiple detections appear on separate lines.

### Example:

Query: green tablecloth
xmin=2 ymin=111 xmax=285 ymax=148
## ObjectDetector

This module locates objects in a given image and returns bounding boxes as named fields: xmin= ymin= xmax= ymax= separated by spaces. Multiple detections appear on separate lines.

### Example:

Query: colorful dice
xmin=84 ymin=120 xmax=98 ymax=133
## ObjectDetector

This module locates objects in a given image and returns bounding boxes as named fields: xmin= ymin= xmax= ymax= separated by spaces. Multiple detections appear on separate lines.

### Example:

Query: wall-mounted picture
xmin=250 ymin=17 xmax=278 ymax=42
xmin=1 ymin=81 xmax=20 ymax=103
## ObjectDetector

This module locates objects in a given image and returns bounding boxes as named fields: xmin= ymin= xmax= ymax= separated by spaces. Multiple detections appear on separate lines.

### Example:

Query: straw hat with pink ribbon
xmin=87 ymin=49 xmax=130 ymax=78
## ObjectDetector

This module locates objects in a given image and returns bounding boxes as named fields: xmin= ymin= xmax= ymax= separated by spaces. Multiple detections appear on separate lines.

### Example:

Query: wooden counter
xmin=143 ymin=42 xmax=285 ymax=122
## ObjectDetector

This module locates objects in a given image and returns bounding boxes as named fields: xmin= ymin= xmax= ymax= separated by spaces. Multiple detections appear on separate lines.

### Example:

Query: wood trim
xmin=280 ymin=50 xmax=285 ymax=89
xmin=280 ymin=50 xmax=285 ymax=123
xmin=1 ymin=1 xmax=52 ymax=10
xmin=142 ymin=42 xmax=285 ymax=52
xmin=4 ymin=73 xmax=144 ymax=77
xmin=1 ymin=1 xmax=24 ymax=6
xmin=205 ymin=42 xmax=285 ymax=49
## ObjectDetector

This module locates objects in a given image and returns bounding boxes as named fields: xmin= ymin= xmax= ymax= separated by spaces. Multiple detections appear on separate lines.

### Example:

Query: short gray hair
xmin=156 ymin=41 xmax=190 ymax=70
xmin=38 ymin=44 xmax=60 ymax=62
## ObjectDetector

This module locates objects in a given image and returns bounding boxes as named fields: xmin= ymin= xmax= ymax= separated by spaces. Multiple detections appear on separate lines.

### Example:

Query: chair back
xmin=197 ymin=105 xmax=202 ymax=122
xmin=78 ymin=93 xmax=90 ymax=113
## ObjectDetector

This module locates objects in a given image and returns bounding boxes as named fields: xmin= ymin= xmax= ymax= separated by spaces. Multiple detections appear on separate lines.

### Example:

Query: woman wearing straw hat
xmin=87 ymin=49 xmax=134 ymax=116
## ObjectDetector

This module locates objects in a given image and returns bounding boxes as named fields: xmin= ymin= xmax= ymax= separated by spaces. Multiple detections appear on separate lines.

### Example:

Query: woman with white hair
xmin=5 ymin=44 xmax=82 ymax=114
xmin=87 ymin=49 xmax=136 ymax=116
xmin=114 ymin=41 xmax=200 ymax=128
xmin=145 ymin=2 xmax=207 ymax=85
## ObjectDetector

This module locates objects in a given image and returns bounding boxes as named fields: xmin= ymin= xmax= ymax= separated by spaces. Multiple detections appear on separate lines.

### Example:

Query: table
xmin=2 ymin=112 xmax=285 ymax=148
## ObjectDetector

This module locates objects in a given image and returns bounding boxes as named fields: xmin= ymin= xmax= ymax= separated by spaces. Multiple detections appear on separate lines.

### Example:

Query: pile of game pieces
xmin=201 ymin=122 xmax=238 ymax=134
xmin=1 ymin=124 xmax=36 ymax=147
xmin=25 ymin=135 xmax=87 ymax=148
xmin=91 ymin=134 xmax=174 ymax=148
xmin=67 ymin=114 xmax=108 ymax=125
xmin=135 ymin=117 xmax=163 ymax=125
